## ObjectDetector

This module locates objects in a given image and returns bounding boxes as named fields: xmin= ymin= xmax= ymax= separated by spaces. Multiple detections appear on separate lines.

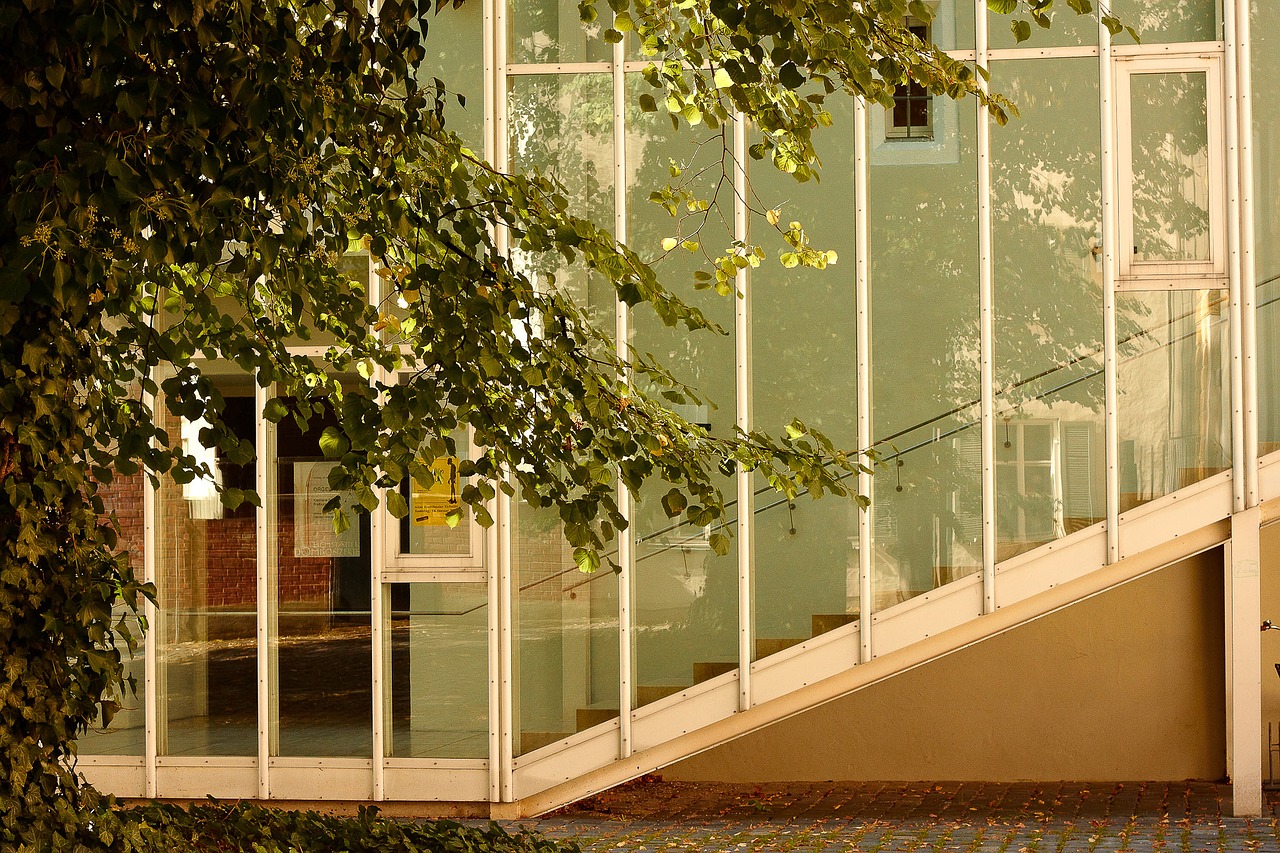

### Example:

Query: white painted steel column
xmin=1228 ymin=506 xmax=1263 ymax=816
xmin=733 ymin=113 xmax=753 ymax=711
xmin=612 ymin=35 xmax=635 ymax=757
xmin=493 ymin=0 xmax=515 ymax=800
xmin=1237 ymin=0 xmax=1259 ymax=507
xmin=1225 ymin=0 xmax=1246 ymax=516
xmin=486 ymin=497 xmax=502 ymax=801
xmin=254 ymin=379 xmax=271 ymax=799
xmin=1098 ymin=17 xmax=1120 ymax=564
xmin=975 ymin=0 xmax=996 ymax=614
xmin=482 ymin=0 xmax=504 ymax=803
xmin=370 ymin=437 xmax=386 ymax=797
xmin=142 ymin=389 xmax=158 ymax=799
xmin=854 ymin=96 xmax=873 ymax=664
xmin=496 ymin=490 xmax=514 ymax=800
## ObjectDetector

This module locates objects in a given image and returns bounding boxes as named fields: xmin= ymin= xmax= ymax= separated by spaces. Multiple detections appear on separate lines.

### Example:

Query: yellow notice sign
xmin=411 ymin=457 xmax=462 ymax=527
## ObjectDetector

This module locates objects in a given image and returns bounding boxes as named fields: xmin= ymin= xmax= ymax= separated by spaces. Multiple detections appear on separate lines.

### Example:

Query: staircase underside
xmin=494 ymin=454 xmax=1280 ymax=817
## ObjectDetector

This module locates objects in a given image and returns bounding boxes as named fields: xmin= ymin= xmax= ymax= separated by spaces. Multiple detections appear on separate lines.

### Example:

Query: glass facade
xmin=990 ymin=59 xmax=1103 ymax=557
xmin=83 ymin=0 xmax=1272 ymax=807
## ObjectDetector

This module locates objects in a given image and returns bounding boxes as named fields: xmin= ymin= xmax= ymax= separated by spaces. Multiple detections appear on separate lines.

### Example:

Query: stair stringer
xmin=503 ymin=470 xmax=1238 ymax=817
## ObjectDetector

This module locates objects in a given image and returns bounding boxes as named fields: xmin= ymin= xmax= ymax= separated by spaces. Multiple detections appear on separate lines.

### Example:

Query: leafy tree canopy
xmin=0 ymin=0 xmax=1099 ymax=844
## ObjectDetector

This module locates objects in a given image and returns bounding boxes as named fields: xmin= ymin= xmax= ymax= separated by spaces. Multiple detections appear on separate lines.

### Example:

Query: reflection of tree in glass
xmin=1130 ymin=72 xmax=1211 ymax=263
xmin=508 ymin=74 xmax=616 ymax=330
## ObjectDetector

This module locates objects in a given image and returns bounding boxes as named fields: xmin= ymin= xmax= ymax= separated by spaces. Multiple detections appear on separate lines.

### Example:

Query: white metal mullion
xmin=507 ymin=62 xmax=613 ymax=75
xmin=484 ymin=0 xmax=496 ymax=167
xmin=1237 ymin=0 xmax=1258 ymax=507
xmin=733 ymin=113 xmax=752 ymax=711
xmin=1099 ymin=17 xmax=1120 ymax=564
xmin=142 ymin=388 xmax=158 ymax=798
xmin=254 ymin=378 xmax=271 ymax=799
xmin=494 ymin=0 xmax=515 ymax=804
xmin=612 ymin=37 xmax=635 ymax=758
xmin=370 ymin=368 xmax=386 ymax=800
xmin=975 ymin=0 xmax=996 ymax=615
xmin=496 ymin=490 xmax=514 ymax=801
xmin=1225 ymin=0 xmax=1245 ymax=515
xmin=480 ymin=0 xmax=502 ymax=804
xmin=854 ymin=96 xmax=872 ymax=664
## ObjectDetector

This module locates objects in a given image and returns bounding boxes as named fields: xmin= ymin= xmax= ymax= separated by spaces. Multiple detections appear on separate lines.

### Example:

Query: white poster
xmin=293 ymin=460 xmax=361 ymax=558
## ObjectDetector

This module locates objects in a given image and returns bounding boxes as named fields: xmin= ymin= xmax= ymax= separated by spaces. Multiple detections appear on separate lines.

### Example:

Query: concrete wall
xmin=666 ymin=549 xmax=1227 ymax=782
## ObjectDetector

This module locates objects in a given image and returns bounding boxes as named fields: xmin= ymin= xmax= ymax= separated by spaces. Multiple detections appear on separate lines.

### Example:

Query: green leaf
xmin=573 ymin=547 xmax=601 ymax=573
xmin=263 ymin=398 xmax=288 ymax=423
xmin=1011 ymin=19 xmax=1032 ymax=43
xmin=319 ymin=426 xmax=349 ymax=459
xmin=386 ymin=489 xmax=408 ymax=518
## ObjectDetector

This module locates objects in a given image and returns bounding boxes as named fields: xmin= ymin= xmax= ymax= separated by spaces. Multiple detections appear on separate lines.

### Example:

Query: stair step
xmin=636 ymin=684 xmax=684 ymax=706
xmin=692 ymin=660 xmax=737 ymax=683
xmin=754 ymin=636 xmax=807 ymax=658
xmin=811 ymin=612 xmax=859 ymax=637
xmin=520 ymin=731 xmax=572 ymax=753
xmin=576 ymin=705 xmax=620 ymax=731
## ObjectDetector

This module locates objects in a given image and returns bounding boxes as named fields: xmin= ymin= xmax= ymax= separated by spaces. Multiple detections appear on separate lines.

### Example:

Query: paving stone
xmin=495 ymin=781 xmax=1280 ymax=853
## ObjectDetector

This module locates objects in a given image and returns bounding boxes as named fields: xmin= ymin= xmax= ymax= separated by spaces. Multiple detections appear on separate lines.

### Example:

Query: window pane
xmin=514 ymin=501 xmax=619 ymax=755
xmin=399 ymin=430 xmax=472 ymax=557
xmin=870 ymin=92 xmax=981 ymax=608
xmin=509 ymin=0 xmax=610 ymax=63
xmin=1251 ymin=0 xmax=1280 ymax=452
xmin=627 ymin=78 xmax=738 ymax=705
xmin=1130 ymin=72 xmax=1211 ymax=263
xmin=269 ymin=376 xmax=372 ymax=758
xmin=750 ymin=94 xmax=859 ymax=658
xmin=420 ymin=3 xmax=484 ymax=151
xmin=990 ymin=58 xmax=1104 ymax=560
xmin=1117 ymin=290 xmax=1230 ymax=511
xmin=386 ymin=583 xmax=488 ymax=758
xmin=1108 ymin=0 xmax=1221 ymax=43
xmin=156 ymin=364 xmax=258 ymax=757
xmin=508 ymin=74 xmax=616 ymax=334
xmin=987 ymin=6 xmax=1097 ymax=50
xmin=79 ymin=471 xmax=148 ymax=756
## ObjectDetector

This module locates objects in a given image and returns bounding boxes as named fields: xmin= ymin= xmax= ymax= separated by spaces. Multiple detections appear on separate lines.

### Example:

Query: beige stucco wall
xmin=1259 ymin=522 xmax=1280 ymax=780
xmin=665 ymin=549 xmax=1227 ymax=782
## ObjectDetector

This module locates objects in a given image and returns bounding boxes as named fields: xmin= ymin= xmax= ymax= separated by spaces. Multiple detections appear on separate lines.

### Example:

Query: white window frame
xmin=869 ymin=0 xmax=961 ymax=166
xmin=1114 ymin=53 xmax=1227 ymax=290
xmin=379 ymin=371 xmax=488 ymax=580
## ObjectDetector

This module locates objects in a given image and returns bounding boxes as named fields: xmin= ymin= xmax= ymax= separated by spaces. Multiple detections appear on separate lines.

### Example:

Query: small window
xmin=885 ymin=21 xmax=933 ymax=141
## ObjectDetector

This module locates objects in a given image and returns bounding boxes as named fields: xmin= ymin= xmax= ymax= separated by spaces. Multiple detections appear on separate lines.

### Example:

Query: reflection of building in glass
xmin=78 ymin=0 xmax=1280 ymax=821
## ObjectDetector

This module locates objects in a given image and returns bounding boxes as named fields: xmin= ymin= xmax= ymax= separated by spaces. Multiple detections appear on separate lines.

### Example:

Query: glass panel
xmin=627 ymin=77 xmax=738 ymax=706
xmin=1117 ymin=290 xmax=1230 ymax=511
xmin=420 ymin=3 xmax=485 ymax=151
xmin=269 ymin=376 xmax=372 ymax=757
xmin=990 ymin=59 xmax=1104 ymax=561
xmin=750 ymin=94 xmax=859 ymax=658
xmin=869 ymin=90 xmax=981 ymax=608
xmin=1130 ymin=72 xmax=1211 ymax=264
xmin=398 ymin=429 xmax=472 ymax=557
xmin=513 ymin=501 xmax=619 ymax=754
xmin=79 ymin=471 xmax=148 ymax=755
xmin=1109 ymin=0 xmax=1221 ymax=43
xmin=385 ymin=583 xmax=488 ymax=758
xmin=509 ymin=0 xmax=610 ymax=63
xmin=987 ymin=5 xmax=1097 ymax=49
xmin=508 ymin=74 xmax=616 ymax=334
xmin=948 ymin=0 xmax=975 ymax=52
xmin=156 ymin=363 xmax=258 ymax=757
xmin=1252 ymin=0 xmax=1280 ymax=452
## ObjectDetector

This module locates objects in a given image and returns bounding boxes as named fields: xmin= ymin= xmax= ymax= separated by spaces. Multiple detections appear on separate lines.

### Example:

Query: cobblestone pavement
xmin=496 ymin=779 xmax=1280 ymax=853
